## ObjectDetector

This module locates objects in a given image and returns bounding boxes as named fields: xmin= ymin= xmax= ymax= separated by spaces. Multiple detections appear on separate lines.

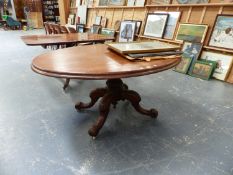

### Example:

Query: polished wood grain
xmin=32 ymin=44 xmax=181 ymax=80
xmin=32 ymin=44 xmax=181 ymax=138
xmin=21 ymin=33 xmax=114 ymax=46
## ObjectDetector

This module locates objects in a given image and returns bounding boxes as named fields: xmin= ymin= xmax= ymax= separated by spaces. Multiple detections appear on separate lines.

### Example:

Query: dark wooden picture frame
xmin=119 ymin=21 xmax=137 ymax=42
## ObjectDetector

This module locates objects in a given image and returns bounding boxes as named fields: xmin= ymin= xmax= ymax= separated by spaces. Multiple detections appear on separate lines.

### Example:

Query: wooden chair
xmin=43 ymin=22 xmax=52 ymax=35
xmin=59 ymin=26 xmax=69 ymax=34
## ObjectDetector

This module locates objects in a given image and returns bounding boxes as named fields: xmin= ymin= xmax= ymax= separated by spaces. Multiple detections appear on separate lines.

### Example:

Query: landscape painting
xmin=175 ymin=23 xmax=208 ymax=43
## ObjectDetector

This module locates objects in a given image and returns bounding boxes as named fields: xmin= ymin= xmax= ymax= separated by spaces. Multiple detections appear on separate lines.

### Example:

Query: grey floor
xmin=0 ymin=29 xmax=233 ymax=175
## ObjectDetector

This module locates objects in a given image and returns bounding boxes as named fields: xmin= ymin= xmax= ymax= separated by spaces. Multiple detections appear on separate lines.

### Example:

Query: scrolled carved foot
xmin=149 ymin=109 xmax=158 ymax=118
xmin=75 ymin=88 xmax=107 ymax=110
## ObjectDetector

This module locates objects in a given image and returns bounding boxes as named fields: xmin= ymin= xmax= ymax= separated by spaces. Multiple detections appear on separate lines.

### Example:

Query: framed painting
xmin=189 ymin=60 xmax=216 ymax=80
xmin=119 ymin=21 xmax=137 ymax=42
xmin=174 ymin=0 xmax=208 ymax=3
xmin=101 ymin=28 xmax=115 ymax=37
xmin=127 ymin=0 xmax=135 ymax=6
xmin=150 ymin=0 xmax=171 ymax=4
xmin=108 ymin=0 xmax=125 ymax=6
xmin=175 ymin=23 xmax=208 ymax=43
xmin=100 ymin=17 xmax=108 ymax=27
xmin=98 ymin=0 xmax=109 ymax=6
xmin=124 ymin=20 xmax=142 ymax=34
xmin=155 ymin=11 xmax=181 ymax=39
xmin=200 ymin=51 xmax=233 ymax=81
xmin=90 ymin=24 xmax=102 ymax=34
xmin=76 ymin=24 xmax=85 ymax=33
xmin=208 ymin=15 xmax=233 ymax=50
xmin=135 ymin=0 xmax=145 ymax=6
xmin=182 ymin=41 xmax=203 ymax=60
xmin=95 ymin=16 xmax=102 ymax=25
xmin=174 ymin=57 xmax=192 ymax=74
xmin=143 ymin=13 xmax=169 ymax=38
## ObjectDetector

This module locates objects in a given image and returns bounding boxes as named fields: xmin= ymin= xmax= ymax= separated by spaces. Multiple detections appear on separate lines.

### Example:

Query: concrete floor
xmin=0 ymin=29 xmax=233 ymax=175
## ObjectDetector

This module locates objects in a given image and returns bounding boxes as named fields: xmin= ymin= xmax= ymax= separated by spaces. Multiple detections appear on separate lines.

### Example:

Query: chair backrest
xmin=44 ymin=22 xmax=51 ymax=35
xmin=45 ymin=23 xmax=54 ymax=34
xmin=53 ymin=24 xmax=61 ymax=34
xmin=67 ymin=27 xmax=77 ymax=33
xmin=90 ymin=24 xmax=102 ymax=34
xmin=59 ymin=26 xmax=69 ymax=34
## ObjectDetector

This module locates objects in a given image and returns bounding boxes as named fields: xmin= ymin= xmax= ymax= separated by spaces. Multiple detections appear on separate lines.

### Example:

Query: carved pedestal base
xmin=75 ymin=79 xmax=158 ymax=137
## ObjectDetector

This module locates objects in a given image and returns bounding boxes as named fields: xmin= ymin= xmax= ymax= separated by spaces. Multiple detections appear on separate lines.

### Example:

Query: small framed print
xmin=90 ymin=24 xmax=102 ymax=34
xmin=208 ymin=14 xmax=233 ymax=50
xmin=127 ymin=0 xmax=135 ymax=6
xmin=101 ymin=28 xmax=115 ymax=37
xmin=119 ymin=21 xmax=137 ymax=42
xmin=155 ymin=11 xmax=181 ymax=39
xmin=108 ymin=0 xmax=125 ymax=6
xmin=150 ymin=0 xmax=171 ymax=4
xmin=175 ymin=23 xmax=208 ymax=43
xmin=114 ymin=20 xmax=121 ymax=31
xmin=143 ymin=13 xmax=169 ymax=38
xmin=200 ymin=51 xmax=233 ymax=81
xmin=124 ymin=20 xmax=142 ymax=34
xmin=100 ymin=17 xmax=108 ymax=28
xmin=98 ymin=0 xmax=109 ymax=6
xmin=174 ymin=57 xmax=192 ymax=74
xmin=135 ymin=0 xmax=145 ymax=6
xmin=189 ymin=60 xmax=216 ymax=80
xmin=95 ymin=16 xmax=102 ymax=25
xmin=76 ymin=24 xmax=85 ymax=33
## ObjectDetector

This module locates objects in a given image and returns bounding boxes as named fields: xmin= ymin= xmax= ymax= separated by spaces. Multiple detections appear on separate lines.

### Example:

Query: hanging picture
xmin=155 ymin=11 xmax=181 ymax=39
xmin=175 ymin=23 xmax=208 ymax=43
xmin=208 ymin=15 xmax=233 ymax=50
xmin=95 ymin=16 xmax=102 ymax=25
xmin=175 ymin=0 xmax=208 ymax=3
xmin=189 ymin=60 xmax=216 ymax=80
xmin=143 ymin=13 xmax=169 ymax=38
xmin=174 ymin=57 xmax=192 ymax=74
xmin=98 ymin=0 xmax=109 ymax=6
xmin=200 ymin=51 xmax=233 ymax=81
xmin=100 ymin=17 xmax=108 ymax=27
xmin=119 ymin=21 xmax=137 ymax=42
xmin=135 ymin=0 xmax=145 ymax=6
xmin=150 ymin=0 xmax=171 ymax=4
xmin=108 ymin=0 xmax=125 ymax=6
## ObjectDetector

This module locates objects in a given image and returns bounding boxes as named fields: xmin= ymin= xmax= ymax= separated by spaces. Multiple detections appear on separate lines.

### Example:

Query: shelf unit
xmin=42 ymin=0 xmax=60 ymax=23
xmin=65 ymin=0 xmax=233 ymax=83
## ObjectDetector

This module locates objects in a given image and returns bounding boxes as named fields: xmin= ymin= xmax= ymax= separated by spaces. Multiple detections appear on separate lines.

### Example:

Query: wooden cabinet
xmin=42 ymin=0 xmax=60 ymax=23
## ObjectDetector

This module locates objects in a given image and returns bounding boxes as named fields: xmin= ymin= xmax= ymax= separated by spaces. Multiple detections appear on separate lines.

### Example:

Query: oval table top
xmin=21 ymin=33 xmax=114 ymax=46
xmin=32 ymin=44 xmax=181 ymax=80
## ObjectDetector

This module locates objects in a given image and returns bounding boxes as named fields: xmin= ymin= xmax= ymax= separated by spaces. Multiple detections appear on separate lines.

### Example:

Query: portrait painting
xmin=200 ymin=51 xmax=233 ymax=81
xmin=143 ymin=13 xmax=169 ymax=38
xmin=175 ymin=23 xmax=208 ymax=43
xmin=182 ymin=41 xmax=203 ymax=60
xmin=119 ymin=21 xmax=136 ymax=42
xmin=124 ymin=20 xmax=142 ymax=34
xmin=208 ymin=15 xmax=233 ymax=50
xmin=155 ymin=11 xmax=181 ymax=39
xmin=174 ymin=57 xmax=192 ymax=74
xmin=190 ymin=60 xmax=215 ymax=80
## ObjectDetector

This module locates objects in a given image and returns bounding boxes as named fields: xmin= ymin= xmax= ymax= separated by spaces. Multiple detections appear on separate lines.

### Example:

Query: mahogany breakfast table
xmin=21 ymin=33 xmax=114 ymax=90
xmin=32 ymin=44 xmax=181 ymax=138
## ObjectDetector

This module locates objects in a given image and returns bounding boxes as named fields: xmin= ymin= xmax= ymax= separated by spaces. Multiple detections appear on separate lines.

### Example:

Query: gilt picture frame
xmin=175 ymin=23 xmax=208 ymax=43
